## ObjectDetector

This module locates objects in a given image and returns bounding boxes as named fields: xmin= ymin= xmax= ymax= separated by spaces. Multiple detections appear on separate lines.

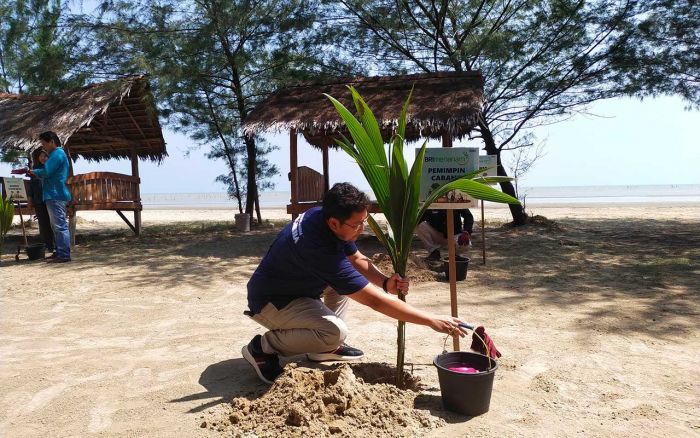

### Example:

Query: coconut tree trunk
xmin=395 ymin=259 xmax=408 ymax=388
xmin=396 ymin=317 xmax=406 ymax=387
xmin=479 ymin=118 xmax=527 ymax=226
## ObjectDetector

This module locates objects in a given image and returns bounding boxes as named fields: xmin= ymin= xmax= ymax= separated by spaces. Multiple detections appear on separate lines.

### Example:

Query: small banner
xmin=2 ymin=177 xmax=28 ymax=201
xmin=478 ymin=155 xmax=498 ymax=178
xmin=418 ymin=147 xmax=480 ymax=205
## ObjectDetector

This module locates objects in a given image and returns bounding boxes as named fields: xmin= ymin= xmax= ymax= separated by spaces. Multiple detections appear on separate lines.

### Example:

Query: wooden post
xmin=446 ymin=209 xmax=459 ymax=351
xmin=442 ymin=133 xmax=453 ymax=148
xmin=130 ymin=145 xmax=141 ymax=236
xmin=481 ymin=200 xmax=486 ymax=264
xmin=69 ymin=214 xmax=76 ymax=247
xmin=16 ymin=202 xmax=28 ymax=247
xmin=322 ymin=144 xmax=330 ymax=193
xmin=63 ymin=143 xmax=75 ymax=178
xmin=442 ymin=133 xmax=459 ymax=349
xmin=290 ymin=129 xmax=299 ymax=220
xmin=64 ymin=143 xmax=76 ymax=246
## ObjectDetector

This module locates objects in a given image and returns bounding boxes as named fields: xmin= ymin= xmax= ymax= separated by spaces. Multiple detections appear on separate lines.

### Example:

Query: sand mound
xmin=498 ymin=214 xmax=562 ymax=231
xmin=205 ymin=363 xmax=443 ymax=437
xmin=371 ymin=253 xmax=439 ymax=284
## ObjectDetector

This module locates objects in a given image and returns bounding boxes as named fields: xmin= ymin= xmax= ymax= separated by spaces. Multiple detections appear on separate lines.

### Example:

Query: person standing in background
xmin=28 ymin=131 xmax=72 ymax=263
xmin=28 ymin=148 xmax=55 ymax=257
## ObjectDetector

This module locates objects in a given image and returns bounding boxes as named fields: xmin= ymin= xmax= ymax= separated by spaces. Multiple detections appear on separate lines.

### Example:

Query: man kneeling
xmin=243 ymin=183 xmax=467 ymax=384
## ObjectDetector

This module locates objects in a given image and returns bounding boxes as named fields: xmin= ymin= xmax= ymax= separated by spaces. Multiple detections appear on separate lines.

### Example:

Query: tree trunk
xmin=254 ymin=194 xmax=262 ymax=225
xmin=478 ymin=118 xmax=527 ymax=226
xmin=243 ymin=135 xmax=258 ymax=216
xmin=202 ymin=87 xmax=243 ymax=214
xmin=230 ymin=68 xmax=258 ymax=218
xmin=209 ymin=5 xmax=260 ymax=221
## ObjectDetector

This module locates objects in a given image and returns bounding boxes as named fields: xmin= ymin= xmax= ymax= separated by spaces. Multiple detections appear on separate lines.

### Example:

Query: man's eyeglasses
xmin=342 ymin=217 xmax=369 ymax=231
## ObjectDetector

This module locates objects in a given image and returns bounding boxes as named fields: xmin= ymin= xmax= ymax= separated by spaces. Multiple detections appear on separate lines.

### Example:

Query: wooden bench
xmin=287 ymin=166 xmax=325 ymax=214
xmin=67 ymin=171 xmax=142 ymax=234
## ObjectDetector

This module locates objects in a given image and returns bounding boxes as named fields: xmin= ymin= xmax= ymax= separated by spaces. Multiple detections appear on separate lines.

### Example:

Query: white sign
xmin=478 ymin=155 xmax=498 ymax=178
xmin=418 ymin=147 xmax=479 ymax=204
xmin=2 ymin=177 xmax=28 ymax=201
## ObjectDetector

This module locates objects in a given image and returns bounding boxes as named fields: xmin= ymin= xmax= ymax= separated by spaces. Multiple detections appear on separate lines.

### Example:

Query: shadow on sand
xmin=169 ymin=358 xmax=269 ymax=413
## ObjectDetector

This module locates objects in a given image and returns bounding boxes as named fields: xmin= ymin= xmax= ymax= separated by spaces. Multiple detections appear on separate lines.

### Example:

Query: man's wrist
xmin=382 ymin=277 xmax=389 ymax=292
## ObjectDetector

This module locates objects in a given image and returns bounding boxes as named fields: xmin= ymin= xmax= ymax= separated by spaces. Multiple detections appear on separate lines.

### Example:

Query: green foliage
xmin=610 ymin=0 xmax=699 ymax=108
xmin=70 ymin=0 xmax=352 ymax=215
xmin=323 ymin=0 xmax=699 ymax=224
xmin=0 ymin=148 xmax=27 ymax=167
xmin=0 ymin=195 xmax=15 ymax=258
xmin=327 ymin=86 xmax=518 ymax=386
xmin=0 ymin=0 xmax=85 ymax=93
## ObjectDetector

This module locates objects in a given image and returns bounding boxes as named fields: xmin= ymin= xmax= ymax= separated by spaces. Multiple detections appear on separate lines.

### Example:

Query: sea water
xmin=140 ymin=184 xmax=700 ymax=209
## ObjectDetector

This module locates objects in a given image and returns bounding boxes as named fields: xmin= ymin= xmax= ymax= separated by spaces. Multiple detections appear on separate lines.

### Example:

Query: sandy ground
xmin=1 ymin=203 xmax=699 ymax=437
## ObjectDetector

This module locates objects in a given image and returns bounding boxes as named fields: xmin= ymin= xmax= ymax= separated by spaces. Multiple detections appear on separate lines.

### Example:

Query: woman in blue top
xmin=28 ymin=131 xmax=72 ymax=263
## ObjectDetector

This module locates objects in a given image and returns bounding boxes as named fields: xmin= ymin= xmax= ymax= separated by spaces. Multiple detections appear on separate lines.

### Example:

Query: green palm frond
xmin=1 ymin=196 xmax=15 ymax=236
xmin=326 ymin=86 xmax=520 ymax=387
xmin=0 ymin=196 xmax=16 ymax=258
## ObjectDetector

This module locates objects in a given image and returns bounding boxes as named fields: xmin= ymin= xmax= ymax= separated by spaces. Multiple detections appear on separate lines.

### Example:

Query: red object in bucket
xmin=471 ymin=326 xmax=502 ymax=359
xmin=448 ymin=365 xmax=480 ymax=374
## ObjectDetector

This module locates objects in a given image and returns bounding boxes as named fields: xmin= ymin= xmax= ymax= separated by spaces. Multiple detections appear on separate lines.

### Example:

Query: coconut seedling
xmin=0 ymin=195 xmax=15 ymax=261
xmin=326 ymin=86 xmax=520 ymax=387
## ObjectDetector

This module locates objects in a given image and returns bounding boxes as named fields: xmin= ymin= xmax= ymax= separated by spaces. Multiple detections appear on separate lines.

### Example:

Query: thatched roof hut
xmin=0 ymin=75 xmax=166 ymax=162
xmin=0 ymin=76 xmax=167 ymax=236
xmin=244 ymin=71 xmax=485 ymax=216
xmin=244 ymin=71 xmax=484 ymax=148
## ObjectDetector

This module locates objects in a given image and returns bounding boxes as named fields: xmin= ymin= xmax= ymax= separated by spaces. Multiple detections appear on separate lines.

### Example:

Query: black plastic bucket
xmin=442 ymin=256 xmax=470 ymax=281
xmin=434 ymin=351 xmax=497 ymax=416
xmin=26 ymin=243 xmax=46 ymax=260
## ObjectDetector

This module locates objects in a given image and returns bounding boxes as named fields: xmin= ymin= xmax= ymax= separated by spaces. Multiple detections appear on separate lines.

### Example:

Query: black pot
xmin=434 ymin=351 xmax=498 ymax=416
xmin=442 ymin=256 xmax=470 ymax=281
xmin=26 ymin=243 xmax=46 ymax=260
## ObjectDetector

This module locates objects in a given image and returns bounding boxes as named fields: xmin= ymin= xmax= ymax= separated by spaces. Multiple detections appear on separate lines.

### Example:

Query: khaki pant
xmin=250 ymin=288 xmax=350 ymax=356
xmin=416 ymin=221 xmax=469 ymax=255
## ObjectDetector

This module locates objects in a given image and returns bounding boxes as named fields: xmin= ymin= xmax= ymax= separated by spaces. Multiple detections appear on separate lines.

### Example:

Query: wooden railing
xmin=67 ymin=172 xmax=141 ymax=211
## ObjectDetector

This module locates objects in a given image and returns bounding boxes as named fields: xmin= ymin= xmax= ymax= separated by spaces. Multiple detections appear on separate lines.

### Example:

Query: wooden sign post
xmin=417 ymin=149 xmax=502 ymax=350
xmin=418 ymin=147 xmax=481 ymax=351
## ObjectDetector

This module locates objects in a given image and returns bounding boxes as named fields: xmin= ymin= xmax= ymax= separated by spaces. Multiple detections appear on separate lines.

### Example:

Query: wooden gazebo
xmin=0 ymin=76 xmax=166 ymax=235
xmin=243 ymin=71 xmax=485 ymax=216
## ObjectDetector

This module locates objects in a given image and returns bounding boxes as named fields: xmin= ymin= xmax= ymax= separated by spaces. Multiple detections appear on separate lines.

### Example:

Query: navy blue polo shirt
xmin=246 ymin=207 xmax=369 ymax=314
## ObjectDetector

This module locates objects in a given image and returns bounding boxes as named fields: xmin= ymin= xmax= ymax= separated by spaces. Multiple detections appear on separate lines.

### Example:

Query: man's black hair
xmin=322 ymin=182 xmax=370 ymax=221
xmin=38 ymin=131 xmax=61 ymax=147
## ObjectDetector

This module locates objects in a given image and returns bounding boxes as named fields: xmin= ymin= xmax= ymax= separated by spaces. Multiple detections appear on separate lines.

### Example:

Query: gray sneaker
xmin=241 ymin=335 xmax=283 ymax=384
xmin=307 ymin=344 xmax=364 ymax=362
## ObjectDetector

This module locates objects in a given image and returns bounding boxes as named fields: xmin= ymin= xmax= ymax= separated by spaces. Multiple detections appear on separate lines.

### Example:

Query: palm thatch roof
xmin=244 ymin=71 xmax=484 ymax=148
xmin=0 ymin=76 xmax=167 ymax=162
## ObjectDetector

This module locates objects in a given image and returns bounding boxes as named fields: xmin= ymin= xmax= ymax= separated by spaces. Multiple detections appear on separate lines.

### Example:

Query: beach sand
xmin=1 ymin=203 xmax=698 ymax=437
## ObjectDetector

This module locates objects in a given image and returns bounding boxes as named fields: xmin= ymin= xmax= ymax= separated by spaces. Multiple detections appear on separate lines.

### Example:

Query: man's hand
xmin=386 ymin=273 xmax=409 ymax=295
xmin=428 ymin=316 xmax=469 ymax=337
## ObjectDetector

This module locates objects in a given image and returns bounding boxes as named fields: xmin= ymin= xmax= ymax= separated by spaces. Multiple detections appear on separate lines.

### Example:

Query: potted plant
xmin=326 ymin=87 xmax=520 ymax=386
xmin=0 ymin=195 xmax=15 ymax=262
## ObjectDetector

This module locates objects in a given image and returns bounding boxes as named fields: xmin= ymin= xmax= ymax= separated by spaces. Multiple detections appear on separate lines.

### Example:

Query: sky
xmin=2 ymin=96 xmax=698 ymax=194
xmin=2 ymin=1 xmax=698 ymax=195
